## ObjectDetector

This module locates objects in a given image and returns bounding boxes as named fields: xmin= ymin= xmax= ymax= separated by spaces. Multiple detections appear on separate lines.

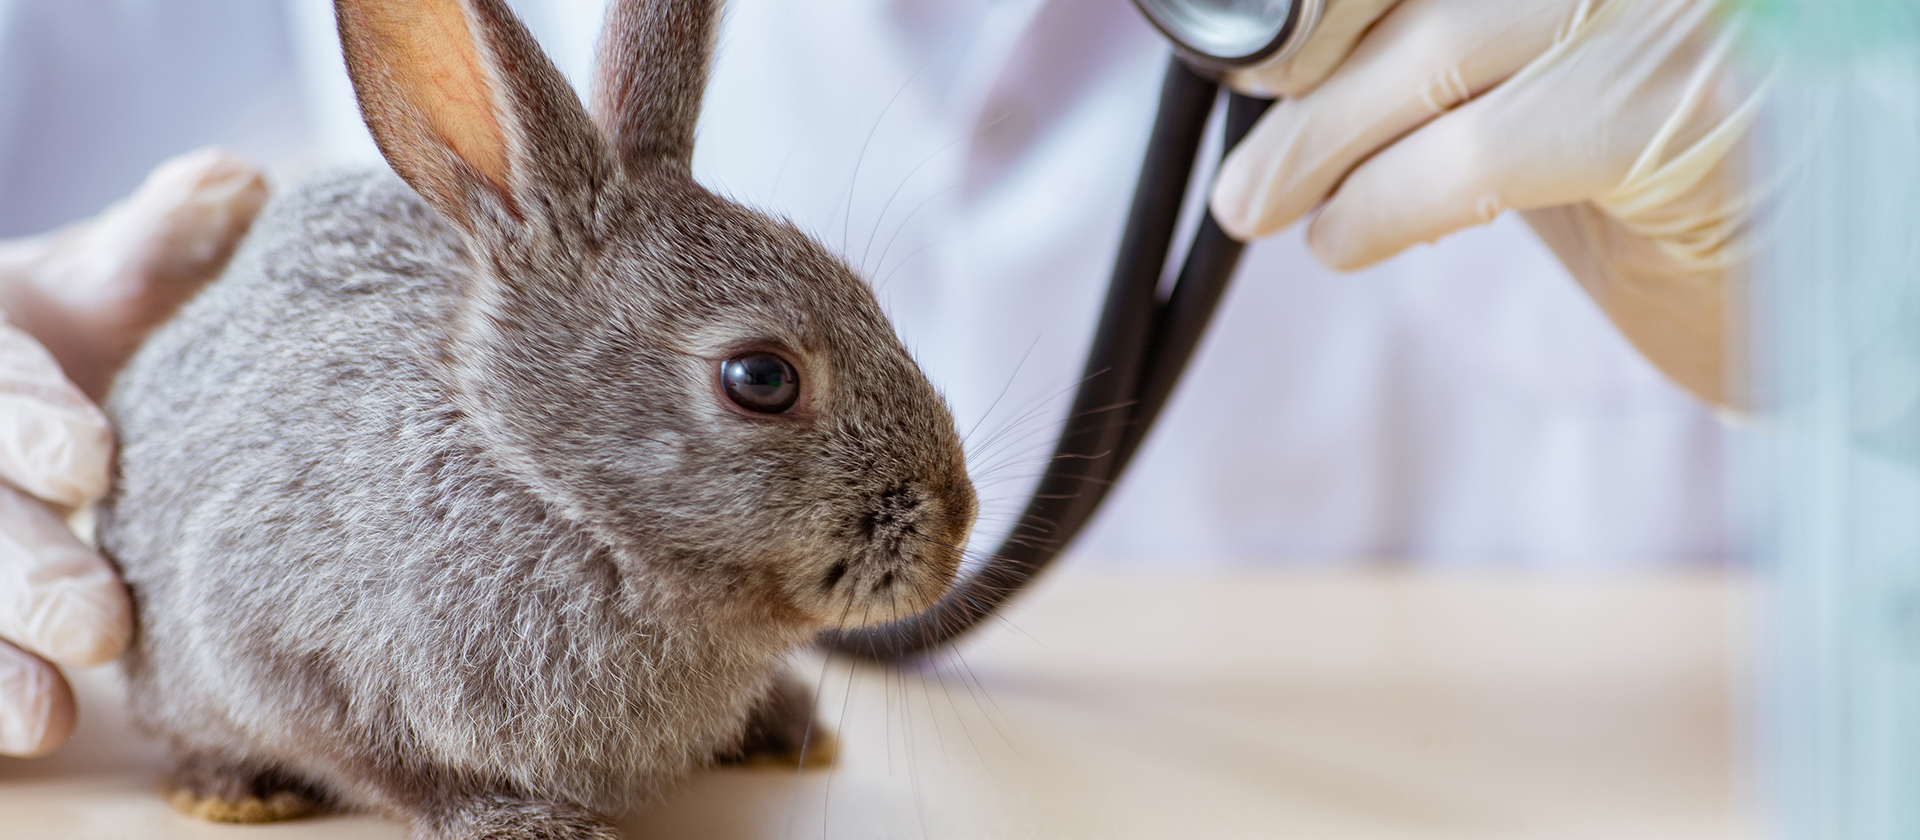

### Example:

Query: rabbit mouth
xmin=812 ymin=555 xmax=956 ymax=628
xmin=807 ymin=486 xmax=968 ymax=628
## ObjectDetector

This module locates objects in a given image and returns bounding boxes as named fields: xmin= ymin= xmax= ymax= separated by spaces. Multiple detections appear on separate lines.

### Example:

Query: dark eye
xmin=720 ymin=353 xmax=800 ymax=414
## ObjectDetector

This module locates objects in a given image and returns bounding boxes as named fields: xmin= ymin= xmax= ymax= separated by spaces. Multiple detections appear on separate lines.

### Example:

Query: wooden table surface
xmin=0 ymin=567 xmax=1755 ymax=839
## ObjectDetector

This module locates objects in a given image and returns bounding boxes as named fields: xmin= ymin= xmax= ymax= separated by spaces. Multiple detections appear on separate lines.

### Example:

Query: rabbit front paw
xmin=714 ymin=672 xmax=836 ymax=769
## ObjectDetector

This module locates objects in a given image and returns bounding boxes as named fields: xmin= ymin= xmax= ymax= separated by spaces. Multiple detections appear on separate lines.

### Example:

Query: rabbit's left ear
xmin=336 ymin=0 xmax=613 ymax=235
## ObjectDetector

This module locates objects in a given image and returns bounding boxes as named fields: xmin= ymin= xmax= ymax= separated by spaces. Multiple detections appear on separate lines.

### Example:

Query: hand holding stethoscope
xmin=836 ymin=0 xmax=1766 ymax=659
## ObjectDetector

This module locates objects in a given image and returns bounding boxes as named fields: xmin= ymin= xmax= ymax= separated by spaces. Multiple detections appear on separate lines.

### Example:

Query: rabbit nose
xmin=860 ymin=485 xmax=965 ymax=561
xmin=854 ymin=485 xmax=923 ymax=546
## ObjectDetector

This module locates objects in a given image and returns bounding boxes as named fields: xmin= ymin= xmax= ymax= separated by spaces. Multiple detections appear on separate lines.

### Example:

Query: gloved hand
xmin=1211 ymin=0 xmax=1766 ymax=407
xmin=0 ymin=324 xmax=121 ymax=757
xmin=0 ymin=148 xmax=266 ymax=757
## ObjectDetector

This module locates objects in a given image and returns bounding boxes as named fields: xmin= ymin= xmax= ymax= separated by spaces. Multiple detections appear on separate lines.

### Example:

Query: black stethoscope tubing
xmin=826 ymin=59 xmax=1276 ymax=660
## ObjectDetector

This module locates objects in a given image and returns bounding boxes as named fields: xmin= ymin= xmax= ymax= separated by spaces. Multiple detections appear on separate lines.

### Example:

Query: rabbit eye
xmin=720 ymin=353 xmax=800 ymax=414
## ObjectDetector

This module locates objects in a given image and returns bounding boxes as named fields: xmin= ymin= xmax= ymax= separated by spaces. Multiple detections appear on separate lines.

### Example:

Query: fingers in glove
xmin=1304 ymin=94 xmax=1602 ymax=269
xmin=100 ymin=147 xmax=270 ymax=293
xmin=0 ymin=147 xmax=268 ymax=400
xmin=0 ymin=320 xmax=111 ymax=508
xmin=0 ymin=639 xmax=75 ymax=757
xmin=1305 ymin=0 xmax=1731 ymax=269
xmin=0 ymin=484 xmax=130 ymax=667
xmin=1228 ymin=0 xmax=1404 ymax=99
xmin=1211 ymin=0 xmax=1582 ymax=241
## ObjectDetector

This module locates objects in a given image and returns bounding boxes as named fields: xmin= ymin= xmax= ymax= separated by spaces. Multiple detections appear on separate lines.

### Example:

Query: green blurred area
xmin=1748 ymin=0 xmax=1920 ymax=836
xmin=1741 ymin=0 xmax=1920 ymax=57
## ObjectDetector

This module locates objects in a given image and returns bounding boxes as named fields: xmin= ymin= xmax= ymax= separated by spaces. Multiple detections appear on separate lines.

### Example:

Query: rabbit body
xmin=105 ymin=170 xmax=786 ymax=816
xmin=96 ymin=0 xmax=975 ymax=836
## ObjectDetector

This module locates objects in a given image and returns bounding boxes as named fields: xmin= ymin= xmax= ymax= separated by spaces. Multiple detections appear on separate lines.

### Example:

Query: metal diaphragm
xmin=1132 ymin=0 xmax=1325 ymax=71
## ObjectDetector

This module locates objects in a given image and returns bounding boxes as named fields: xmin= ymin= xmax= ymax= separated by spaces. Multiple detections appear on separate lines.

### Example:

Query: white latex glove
xmin=0 ymin=149 xmax=270 ymax=400
xmin=1211 ymin=0 xmax=1766 ymax=406
xmin=0 ymin=148 xmax=266 ymax=757
xmin=0 ymin=323 xmax=121 ymax=757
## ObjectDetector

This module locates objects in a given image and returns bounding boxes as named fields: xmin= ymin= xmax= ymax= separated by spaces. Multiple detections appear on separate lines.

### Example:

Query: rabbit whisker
xmin=839 ymin=64 xmax=927 ymax=258
xmin=960 ymin=336 xmax=1041 ymax=448
xmin=860 ymin=135 xmax=967 ymax=275
xmin=872 ymin=235 xmax=955 ymax=296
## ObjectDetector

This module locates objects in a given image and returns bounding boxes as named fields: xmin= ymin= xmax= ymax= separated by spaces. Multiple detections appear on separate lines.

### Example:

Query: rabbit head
xmin=336 ymin=0 xmax=975 ymax=629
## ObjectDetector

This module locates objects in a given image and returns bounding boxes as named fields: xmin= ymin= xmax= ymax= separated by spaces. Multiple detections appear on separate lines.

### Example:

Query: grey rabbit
xmin=95 ymin=0 xmax=976 ymax=837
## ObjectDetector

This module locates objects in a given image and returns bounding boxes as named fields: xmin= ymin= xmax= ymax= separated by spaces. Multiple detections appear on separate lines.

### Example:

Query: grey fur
xmin=97 ymin=1 xmax=974 ymax=837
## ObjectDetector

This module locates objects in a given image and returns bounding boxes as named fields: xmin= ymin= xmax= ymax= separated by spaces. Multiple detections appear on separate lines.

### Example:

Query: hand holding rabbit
xmin=0 ymin=147 xmax=264 ymax=758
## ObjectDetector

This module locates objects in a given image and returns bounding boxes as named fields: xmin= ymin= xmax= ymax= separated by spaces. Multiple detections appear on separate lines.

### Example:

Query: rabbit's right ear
xmin=591 ymin=0 xmax=718 ymax=176
xmin=335 ymin=0 xmax=613 ymax=235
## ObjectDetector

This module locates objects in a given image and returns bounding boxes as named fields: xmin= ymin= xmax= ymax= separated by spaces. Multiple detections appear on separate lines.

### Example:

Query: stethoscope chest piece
xmin=1133 ymin=0 xmax=1326 ymax=72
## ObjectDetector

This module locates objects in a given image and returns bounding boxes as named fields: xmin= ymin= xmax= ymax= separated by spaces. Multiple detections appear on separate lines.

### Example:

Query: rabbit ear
xmin=335 ymin=0 xmax=613 ymax=233
xmin=590 ymin=0 xmax=717 ymax=175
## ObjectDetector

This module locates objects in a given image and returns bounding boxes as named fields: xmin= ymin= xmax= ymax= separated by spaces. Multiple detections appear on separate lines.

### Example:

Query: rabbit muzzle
xmin=808 ymin=477 xmax=974 ymax=629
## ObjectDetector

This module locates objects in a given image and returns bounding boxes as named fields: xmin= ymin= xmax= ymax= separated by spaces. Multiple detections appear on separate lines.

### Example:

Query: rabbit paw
xmin=726 ymin=727 xmax=838 ymax=769
xmin=715 ymin=673 xmax=836 ymax=769
xmin=162 ymin=751 xmax=321 ymax=823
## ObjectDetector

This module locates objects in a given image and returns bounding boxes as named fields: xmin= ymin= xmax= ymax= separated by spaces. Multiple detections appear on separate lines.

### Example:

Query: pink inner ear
xmin=358 ymin=0 xmax=512 ymax=194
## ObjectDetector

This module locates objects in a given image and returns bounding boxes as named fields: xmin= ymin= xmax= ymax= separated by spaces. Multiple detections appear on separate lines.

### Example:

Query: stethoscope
xmin=828 ymin=0 xmax=1323 ymax=660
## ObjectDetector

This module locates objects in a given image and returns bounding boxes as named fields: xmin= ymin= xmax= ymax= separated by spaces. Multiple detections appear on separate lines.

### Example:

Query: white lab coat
xmin=0 ymin=0 xmax=1731 ymax=567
